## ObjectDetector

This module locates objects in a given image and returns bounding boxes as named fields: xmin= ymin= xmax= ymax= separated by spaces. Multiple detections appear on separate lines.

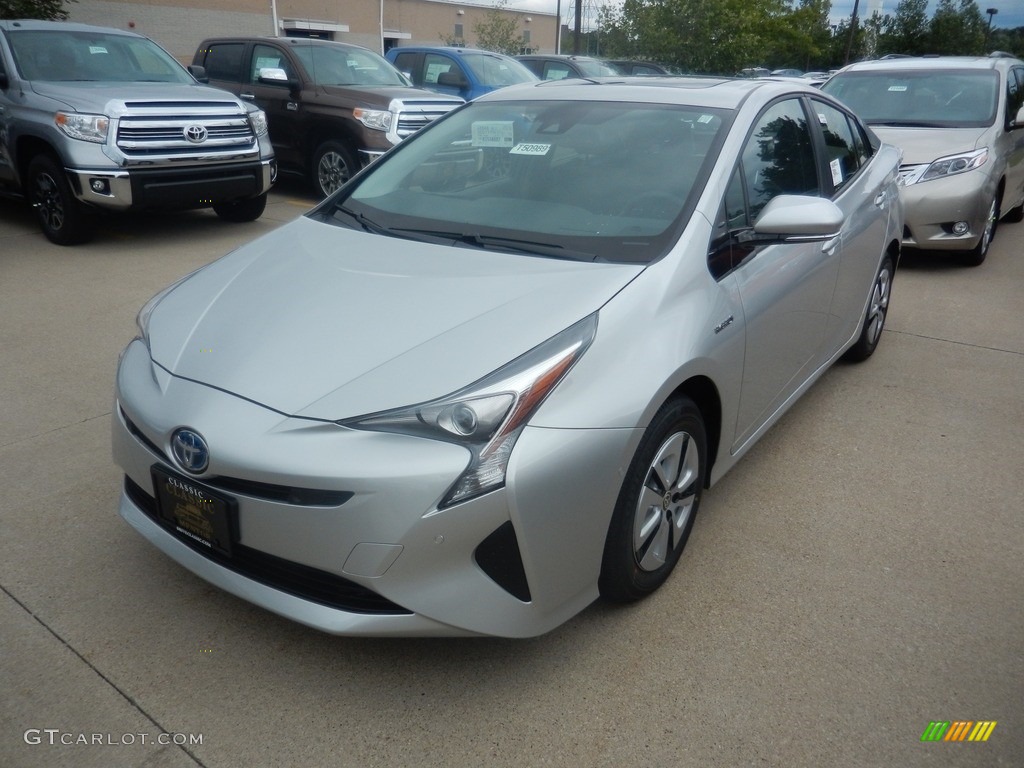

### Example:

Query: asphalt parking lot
xmin=1 ymin=183 xmax=1021 ymax=768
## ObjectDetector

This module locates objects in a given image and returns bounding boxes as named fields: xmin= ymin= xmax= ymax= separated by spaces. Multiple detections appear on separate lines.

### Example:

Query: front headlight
xmin=903 ymin=148 xmax=988 ymax=185
xmin=55 ymin=112 xmax=109 ymax=143
xmin=343 ymin=314 xmax=598 ymax=507
xmin=353 ymin=107 xmax=394 ymax=132
xmin=248 ymin=109 xmax=269 ymax=137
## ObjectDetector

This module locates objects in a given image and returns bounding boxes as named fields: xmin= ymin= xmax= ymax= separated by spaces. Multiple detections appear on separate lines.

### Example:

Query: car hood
xmin=869 ymin=125 xmax=990 ymax=165
xmin=28 ymin=81 xmax=243 ymax=114
xmin=318 ymin=84 xmax=464 ymax=105
xmin=147 ymin=216 xmax=642 ymax=420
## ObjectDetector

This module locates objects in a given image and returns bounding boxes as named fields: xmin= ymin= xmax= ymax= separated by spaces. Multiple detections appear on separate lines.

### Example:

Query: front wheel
xmin=960 ymin=194 xmax=999 ymax=267
xmin=312 ymin=141 xmax=357 ymax=198
xmin=844 ymin=254 xmax=894 ymax=362
xmin=28 ymin=155 xmax=93 ymax=245
xmin=213 ymin=193 xmax=267 ymax=223
xmin=599 ymin=397 xmax=706 ymax=603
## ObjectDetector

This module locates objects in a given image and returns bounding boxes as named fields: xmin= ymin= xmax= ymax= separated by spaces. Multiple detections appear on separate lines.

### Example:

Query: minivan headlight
xmin=904 ymin=148 xmax=989 ymax=185
xmin=342 ymin=314 xmax=598 ymax=507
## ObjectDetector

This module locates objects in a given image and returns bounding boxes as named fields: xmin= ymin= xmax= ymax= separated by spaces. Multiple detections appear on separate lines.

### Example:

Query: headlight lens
xmin=353 ymin=107 xmax=394 ymax=132
xmin=903 ymin=148 xmax=988 ymax=185
xmin=248 ymin=109 xmax=269 ymax=137
xmin=55 ymin=112 xmax=109 ymax=143
xmin=343 ymin=313 xmax=598 ymax=507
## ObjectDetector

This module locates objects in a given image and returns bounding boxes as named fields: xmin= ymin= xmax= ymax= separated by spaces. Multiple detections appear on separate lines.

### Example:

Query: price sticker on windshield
xmin=510 ymin=143 xmax=551 ymax=156
xmin=472 ymin=121 xmax=515 ymax=147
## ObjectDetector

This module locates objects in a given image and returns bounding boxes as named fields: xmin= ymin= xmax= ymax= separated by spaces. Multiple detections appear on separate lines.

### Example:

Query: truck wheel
xmin=28 ymin=155 xmax=93 ymax=245
xmin=213 ymin=193 xmax=267 ymax=223
xmin=312 ymin=141 xmax=356 ymax=198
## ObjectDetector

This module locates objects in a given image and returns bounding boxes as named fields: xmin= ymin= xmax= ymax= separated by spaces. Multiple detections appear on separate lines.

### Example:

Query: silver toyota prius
xmin=113 ymin=78 xmax=903 ymax=638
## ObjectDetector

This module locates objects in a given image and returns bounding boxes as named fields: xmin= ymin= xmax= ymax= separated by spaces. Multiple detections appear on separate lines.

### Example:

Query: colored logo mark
xmin=921 ymin=721 xmax=997 ymax=742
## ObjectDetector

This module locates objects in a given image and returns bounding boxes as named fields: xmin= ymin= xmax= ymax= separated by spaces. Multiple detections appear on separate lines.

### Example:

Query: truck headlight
xmin=353 ymin=108 xmax=394 ymax=132
xmin=55 ymin=112 xmax=109 ymax=143
xmin=248 ymin=109 xmax=269 ymax=137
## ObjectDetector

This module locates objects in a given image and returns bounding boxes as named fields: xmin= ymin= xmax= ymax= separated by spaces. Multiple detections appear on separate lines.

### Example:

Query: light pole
xmin=986 ymin=7 xmax=998 ymax=45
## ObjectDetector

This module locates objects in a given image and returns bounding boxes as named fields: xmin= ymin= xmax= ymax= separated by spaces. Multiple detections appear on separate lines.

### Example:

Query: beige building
xmin=68 ymin=0 xmax=558 ymax=63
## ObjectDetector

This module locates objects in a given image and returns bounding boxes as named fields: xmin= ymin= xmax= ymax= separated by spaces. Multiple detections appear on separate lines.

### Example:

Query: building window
xmin=454 ymin=23 xmax=463 ymax=40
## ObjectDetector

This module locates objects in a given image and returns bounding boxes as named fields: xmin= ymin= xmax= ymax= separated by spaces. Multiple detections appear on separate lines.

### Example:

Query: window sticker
xmin=830 ymin=158 xmax=844 ymax=186
xmin=89 ymin=46 xmax=109 ymax=55
xmin=887 ymin=85 xmax=908 ymax=92
xmin=255 ymin=57 xmax=280 ymax=71
xmin=510 ymin=142 xmax=551 ymax=156
xmin=471 ymin=121 xmax=515 ymax=147
xmin=817 ymin=112 xmax=829 ymax=125
xmin=698 ymin=114 xmax=715 ymax=124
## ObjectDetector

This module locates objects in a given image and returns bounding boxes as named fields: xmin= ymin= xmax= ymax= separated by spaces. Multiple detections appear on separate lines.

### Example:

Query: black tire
xmin=28 ymin=155 xmax=93 ymax=245
xmin=213 ymin=193 xmax=267 ymax=223
xmin=960 ymin=193 xmax=998 ymax=267
xmin=599 ymin=397 xmax=706 ymax=603
xmin=1003 ymin=199 xmax=1024 ymax=224
xmin=844 ymin=254 xmax=894 ymax=363
xmin=311 ymin=141 xmax=357 ymax=198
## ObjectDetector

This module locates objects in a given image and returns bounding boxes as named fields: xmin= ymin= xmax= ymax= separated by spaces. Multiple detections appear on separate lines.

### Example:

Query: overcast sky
xmin=501 ymin=0 xmax=1024 ymax=30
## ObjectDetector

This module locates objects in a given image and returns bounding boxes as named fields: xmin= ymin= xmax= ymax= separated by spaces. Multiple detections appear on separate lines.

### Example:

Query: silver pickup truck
xmin=0 ymin=20 xmax=276 ymax=245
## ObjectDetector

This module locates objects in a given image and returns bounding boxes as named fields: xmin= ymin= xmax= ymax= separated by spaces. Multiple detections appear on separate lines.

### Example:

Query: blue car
xmin=386 ymin=46 xmax=536 ymax=100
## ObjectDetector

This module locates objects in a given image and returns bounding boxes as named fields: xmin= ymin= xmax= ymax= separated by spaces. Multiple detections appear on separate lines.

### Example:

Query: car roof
xmin=0 ymin=19 xmax=142 ymax=37
xmin=476 ymin=76 xmax=825 ymax=110
xmin=838 ymin=55 xmax=1022 ymax=73
xmin=198 ymin=36 xmax=371 ymax=52
xmin=392 ymin=46 xmax=515 ymax=58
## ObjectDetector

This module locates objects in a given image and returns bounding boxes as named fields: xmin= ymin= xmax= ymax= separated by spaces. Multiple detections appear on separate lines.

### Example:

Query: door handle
xmin=240 ymin=92 xmax=255 ymax=100
xmin=873 ymin=191 xmax=887 ymax=207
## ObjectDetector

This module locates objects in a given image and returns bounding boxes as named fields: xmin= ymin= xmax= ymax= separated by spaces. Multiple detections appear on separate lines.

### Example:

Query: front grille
xmin=125 ymin=476 xmax=410 ymax=615
xmin=122 ymin=410 xmax=351 ymax=507
xmin=116 ymin=100 xmax=256 ymax=157
xmin=395 ymin=99 xmax=460 ymax=138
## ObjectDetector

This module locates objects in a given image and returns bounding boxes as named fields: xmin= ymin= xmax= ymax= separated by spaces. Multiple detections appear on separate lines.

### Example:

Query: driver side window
xmin=741 ymin=98 xmax=820 ymax=220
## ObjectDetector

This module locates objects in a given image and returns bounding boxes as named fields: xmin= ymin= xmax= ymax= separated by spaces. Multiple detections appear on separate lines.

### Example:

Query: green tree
xmin=880 ymin=0 xmax=930 ymax=55
xmin=473 ymin=0 xmax=530 ymax=55
xmin=0 ymin=0 xmax=73 ymax=19
xmin=929 ymin=0 xmax=985 ymax=54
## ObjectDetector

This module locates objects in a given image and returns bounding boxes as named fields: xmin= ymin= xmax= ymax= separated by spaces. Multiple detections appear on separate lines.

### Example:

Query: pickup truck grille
xmin=116 ymin=100 xmax=257 ymax=158
xmin=395 ymin=99 xmax=461 ymax=139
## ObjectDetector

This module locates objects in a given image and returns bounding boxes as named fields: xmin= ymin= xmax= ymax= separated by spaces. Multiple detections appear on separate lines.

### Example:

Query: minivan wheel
xmin=28 ymin=155 xmax=93 ymax=245
xmin=1004 ymin=199 xmax=1024 ymax=224
xmin=961 ymin=194 xmax=998 ymax=267
xmin=599 ymin=397 xmax=706 ymax=603
xmin=312 ymin=141 xmax=356 ymax=198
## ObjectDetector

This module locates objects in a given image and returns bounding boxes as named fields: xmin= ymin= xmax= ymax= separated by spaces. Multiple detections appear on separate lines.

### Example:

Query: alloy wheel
xmin=633 ymin=430 xmax=701 ymax=572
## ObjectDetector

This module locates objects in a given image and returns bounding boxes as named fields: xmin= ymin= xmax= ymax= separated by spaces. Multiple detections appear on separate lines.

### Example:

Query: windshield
xmin=576 ymin=59 xmax=620 ymax=77
xmin=314 ymin=98 xmax=727 ymax=264
xmin=461 ymin=53 xmax=536 ymax=87
xmin=292 ymin=44 xmax=408 ymax=87
xmin=822 ymin=69 xmax=998 ymax=128
xmin=7 ymin=30 xmax=193 ymax=83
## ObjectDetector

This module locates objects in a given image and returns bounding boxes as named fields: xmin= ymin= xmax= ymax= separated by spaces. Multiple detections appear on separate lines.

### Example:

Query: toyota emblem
xmin=171 ymin=428 xmax=210 ymax=474
xmin=183 ymin=125 xmax=208 ymax=143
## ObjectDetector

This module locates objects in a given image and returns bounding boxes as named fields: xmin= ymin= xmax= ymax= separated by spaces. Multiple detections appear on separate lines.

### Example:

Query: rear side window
xmin=1007 ymin=66 xmax=1024 ymax=125
xmin=812 ymin=101 xmax=861 ymax=193
xmin=203 ymin=42 xmax=244 ymax=82
xmin=392 ymin=52 xmax=419 ymax=82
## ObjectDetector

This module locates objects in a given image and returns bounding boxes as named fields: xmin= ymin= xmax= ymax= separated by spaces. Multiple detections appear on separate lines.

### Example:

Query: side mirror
xmin=437 ymin=70 xmax=468 ymax=89
xmin=1011 ymin=105 xmax=1024 ymax=130
xmin=187 ymin=64 xmax=209 ymax=83
xmin=257 ymin=67 xmax=300 ymax=92
xmin=745 ymin=195 xmax=843 ymax=243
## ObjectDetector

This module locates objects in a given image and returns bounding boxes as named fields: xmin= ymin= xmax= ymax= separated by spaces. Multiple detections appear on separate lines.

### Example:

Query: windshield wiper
xmin=391 ymin=228 xmax=601 ymax=261
xmin=869 ymin=120 xmax=947 ymax=128
xmin=330 ymin=204 xmax=392 ymax=236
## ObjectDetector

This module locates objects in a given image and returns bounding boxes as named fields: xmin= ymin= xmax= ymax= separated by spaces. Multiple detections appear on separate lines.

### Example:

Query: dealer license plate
xmin=152 ymin=466 xmax=235 ymax=556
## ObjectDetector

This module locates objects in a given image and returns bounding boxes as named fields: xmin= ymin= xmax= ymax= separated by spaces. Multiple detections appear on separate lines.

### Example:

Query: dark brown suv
xmin=193 ymin=37 xmax=463 ymax=197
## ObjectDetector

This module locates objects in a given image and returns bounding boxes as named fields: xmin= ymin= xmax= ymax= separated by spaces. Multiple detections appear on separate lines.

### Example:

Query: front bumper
xmin=68 ymin=158 xmax=275 ymax=210
xmin=899 ymin=168 xmax=994 ymax=251
xmin=113 ymin=339 xmax=635 ymax=638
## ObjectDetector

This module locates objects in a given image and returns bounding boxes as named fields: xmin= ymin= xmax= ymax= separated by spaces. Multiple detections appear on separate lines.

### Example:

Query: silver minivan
xmin=823 ymin=54 xmax=1024 ymax=265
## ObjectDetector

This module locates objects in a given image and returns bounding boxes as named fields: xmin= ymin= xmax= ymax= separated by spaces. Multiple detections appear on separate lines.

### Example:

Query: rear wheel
xmin=312 ymin=141 xmax=357 ymax=198
xmin=1003 ymin=199 xmax=1024 ymax=224
xmin=28 ymin=155 xmax=93 ymax=245
xmin=844 ymin=254 xmax=894 ymax=362
xmin=213 ymin=193 xmax=267 ymax=222
xmin=600 ymin=397 xmax=706 ymax=603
